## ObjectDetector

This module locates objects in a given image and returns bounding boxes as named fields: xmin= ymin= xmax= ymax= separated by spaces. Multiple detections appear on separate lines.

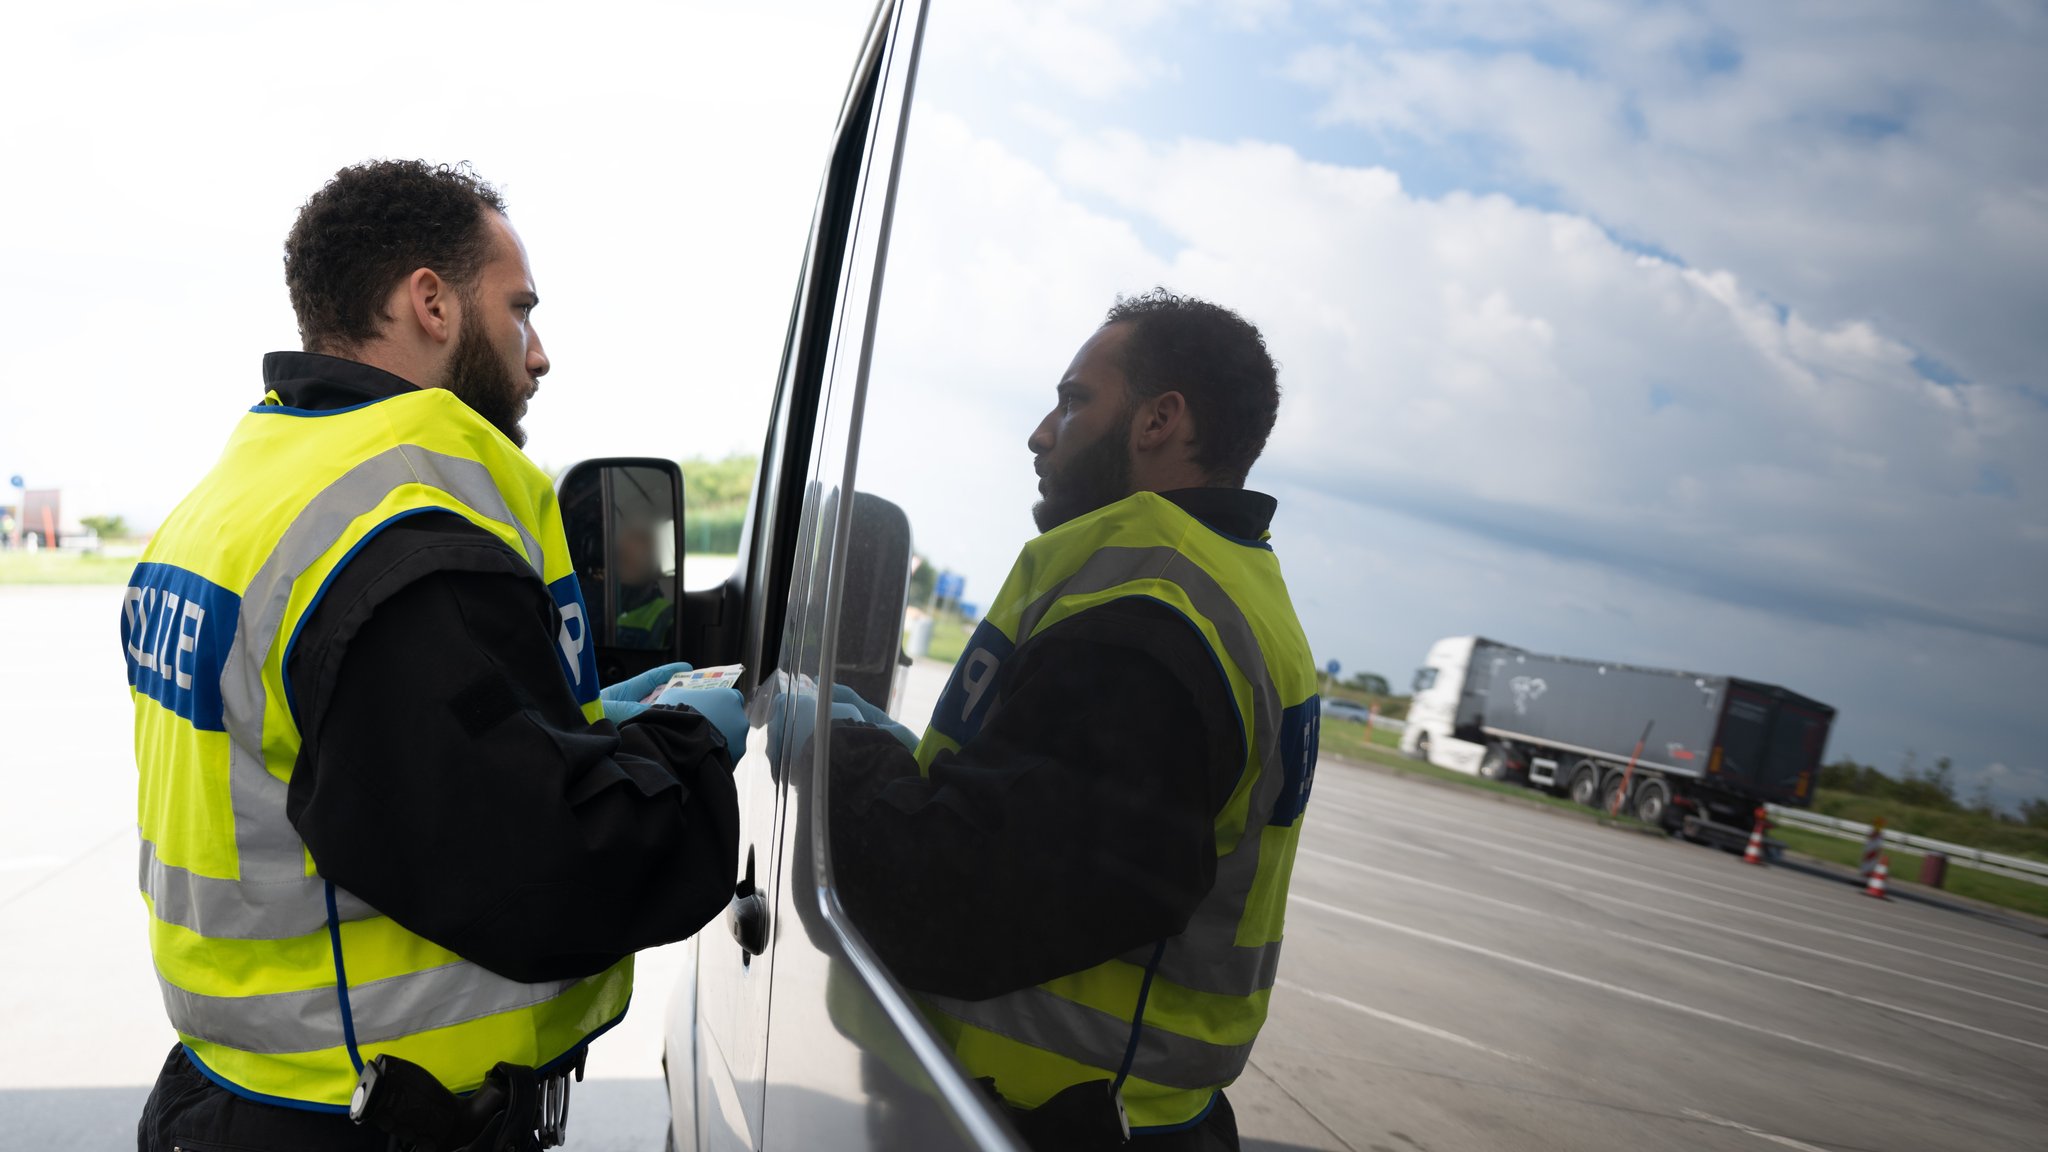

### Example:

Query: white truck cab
xmin=1398 ymin=635 xmax=1495 ymax=775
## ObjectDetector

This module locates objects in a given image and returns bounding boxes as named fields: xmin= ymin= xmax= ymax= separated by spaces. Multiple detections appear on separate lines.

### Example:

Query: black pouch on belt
xmin=349 ymin=1054 xmax=547 ymax=1152
xmin=1006 ymin=1079 xmax=1131 ymax=1150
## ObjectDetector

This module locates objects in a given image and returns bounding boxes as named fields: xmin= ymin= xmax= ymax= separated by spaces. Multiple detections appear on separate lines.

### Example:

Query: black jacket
xmin=268 ymin=351 xmax=740 ymax=982
xmin=829 ymin=487 xmax=1276 ymax=1000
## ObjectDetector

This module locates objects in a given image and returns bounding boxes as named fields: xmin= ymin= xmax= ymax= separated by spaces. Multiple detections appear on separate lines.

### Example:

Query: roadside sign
xmin=1325 ymin=658 xmax=1342 ymax=678
xmin=8 ymin=475 xmax=21 ymax=488
xmin=935 ymin=572 xmax=964 ymax=602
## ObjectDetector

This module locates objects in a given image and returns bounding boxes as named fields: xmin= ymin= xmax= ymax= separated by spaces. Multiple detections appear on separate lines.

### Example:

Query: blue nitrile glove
xmin=831 ymin=683 xmax=920 ymax=752
xmin=598 ymin=662 xmax=694 ymax=724
xmin=767 ymin=682 xmax=862 ymax=766
xmin=656 ymin=685 xmax=750 ymax=762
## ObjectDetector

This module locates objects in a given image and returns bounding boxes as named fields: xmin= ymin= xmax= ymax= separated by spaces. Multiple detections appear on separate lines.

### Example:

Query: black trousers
xmin=1134 ymin=1092 xmax=1238 ymax=1152
xmin=138 ymin=1045 xmax=393 ymax=1152
xmin=1010 ymin=1083 xmax=1241 ymax=1152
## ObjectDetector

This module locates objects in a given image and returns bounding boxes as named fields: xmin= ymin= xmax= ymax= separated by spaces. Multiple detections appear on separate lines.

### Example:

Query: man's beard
xmin=442 ymin=304 xmax=529 ymax=447
xmin=1032 ymin=414 xmax=1133 ymax=533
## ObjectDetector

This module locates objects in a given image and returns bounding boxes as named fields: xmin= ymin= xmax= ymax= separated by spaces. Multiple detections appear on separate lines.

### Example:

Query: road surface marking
xmin=1612 ymin=930 xmax=2048 ymax=1054
xmin=1385 ymin=798 xmax=2048 ymax=970
xmin=1330 ymin=829 xmax=1455 ymax=860
xmin=1681 ymin=1109 xmax=1833 ymax=1152
xmin=1326 ymin=781 xmax=2048 ymax=970
xmin=1288 ymin=893 xmax=1932 ymax=1082
xmin=1274 ymin=979 xmax=1536 ymax=1066
xmin=1286 ymin=889 xmax=2023 ymax=1106
xmin=1500 ymin=869 xmax=2048 ymax=1018
xmin=1307 ymin=804 xmax=2048 ymax=993
xmin=1303 ymin=847 xmax=2048 ymax=1050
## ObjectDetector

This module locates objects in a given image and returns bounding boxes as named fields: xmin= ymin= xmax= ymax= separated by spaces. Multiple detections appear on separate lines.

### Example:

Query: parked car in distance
xmin=1325 ymin=698 xmax=1375 ymax=724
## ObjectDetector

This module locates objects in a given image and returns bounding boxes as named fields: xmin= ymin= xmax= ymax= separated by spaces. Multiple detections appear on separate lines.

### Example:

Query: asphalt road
xmin=1249 ymin=757 xmax=2048 ymax=1152
xmin=6 ymin=584 xmax=2045 ymax=1150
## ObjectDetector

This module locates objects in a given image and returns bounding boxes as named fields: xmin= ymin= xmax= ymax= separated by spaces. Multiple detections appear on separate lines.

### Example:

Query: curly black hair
xmin=283 ymin=160 xmax=508 ymax=354
xmin=1104 ymin=289 xmax=1281 ymax=487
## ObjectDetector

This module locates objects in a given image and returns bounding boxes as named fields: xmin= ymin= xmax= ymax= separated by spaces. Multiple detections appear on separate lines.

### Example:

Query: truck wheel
xmin=1479 ymin=745 xmax=1509 ymax=780
xmin=1600 ymin=775 xmax=1629 ymax=814
xmin=1631 ymin=779 xmax=1671 ymax=827
xmin=1567 ymin=763 xmax=1601 ymax=807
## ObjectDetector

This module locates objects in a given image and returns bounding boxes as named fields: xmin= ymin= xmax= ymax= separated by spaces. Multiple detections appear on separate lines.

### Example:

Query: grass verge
xmin=1319 ymin=726 xmax=1652 ymax=829
xmin=0 ymin=551 xmax=135 ymax=584
xmin=1773 ymin=825 xmax=2048 ymax=920
xmin=921 ymin=613 xmax=971 ymax=666
xmin=1810 ymin=792 xmax=2048 ymax=865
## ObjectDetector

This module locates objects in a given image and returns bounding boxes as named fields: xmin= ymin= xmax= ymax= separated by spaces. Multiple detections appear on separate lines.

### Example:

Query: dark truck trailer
xmin=1462 ymin=648 xmax=1834 ymax=831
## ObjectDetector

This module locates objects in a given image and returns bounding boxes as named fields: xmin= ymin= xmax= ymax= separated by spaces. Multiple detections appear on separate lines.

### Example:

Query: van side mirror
xmin=836 ymin=492 xmax=914 ymax=708
xmin=557 ymin=458 xmax=686 ymax=683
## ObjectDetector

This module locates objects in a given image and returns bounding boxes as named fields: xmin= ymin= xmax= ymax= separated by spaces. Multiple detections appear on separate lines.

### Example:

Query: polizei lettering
xmin=548 ymin=574 xmax=602 ymax=706
xmin=122 ymin=562 xmax=240 ymax=731
xmin=929 ymin=619 xmax=1017 ymax=747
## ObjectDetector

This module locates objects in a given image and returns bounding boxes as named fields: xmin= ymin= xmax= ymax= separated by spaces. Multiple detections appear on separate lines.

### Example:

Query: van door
xmin=688 ymin=2 xmax=1016 ymax=1149
xmin=688 ymin=10 xmax=896 ymax=1145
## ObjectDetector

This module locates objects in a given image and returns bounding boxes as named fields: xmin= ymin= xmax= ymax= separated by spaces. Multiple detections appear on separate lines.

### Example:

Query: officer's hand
xmin=767 ymin=683 xmax=861 ymax=766
xmin=598 ymin=662 xmax=694 ymax=723
xmin=602 ymin=661 xmax=694 ymax=704
xmin=830 ymin=683 xmax=920 ymax=753
xmin=656 ymin=685 xmax=749 ymax=763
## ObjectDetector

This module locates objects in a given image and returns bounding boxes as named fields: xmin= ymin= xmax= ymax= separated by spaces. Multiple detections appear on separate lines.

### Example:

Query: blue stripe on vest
xmin=928 ymin=619 xmax=1016 ymax=748
xmin=122 ymin=562 xmax=241 ymax=732
xmin=1270 ymin=695 xmax=1321 ymax=826
xmin=549 ymin=574 xmax=602 ymax=706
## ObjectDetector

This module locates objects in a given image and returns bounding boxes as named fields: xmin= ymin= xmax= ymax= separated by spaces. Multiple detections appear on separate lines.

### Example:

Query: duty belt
xmin=349 ymin=1051 xmax=585 ymax=1152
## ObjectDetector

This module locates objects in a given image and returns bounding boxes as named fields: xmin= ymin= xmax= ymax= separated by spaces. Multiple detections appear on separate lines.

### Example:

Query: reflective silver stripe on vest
xmin=139 ymin=837 xmax=376 ymax=940
xmin=1124 ymin=913 xmax=1284 ymax=1000
xmin=925 ymin=986 xmax=1253 ymax=1092
xmin=160 ymin=960 xmax=581 ymax=1055
xmin=1017 ymin=545 xmax=1291 ymax=998
xmin=215 ymin=445 xmax=545 ymax=891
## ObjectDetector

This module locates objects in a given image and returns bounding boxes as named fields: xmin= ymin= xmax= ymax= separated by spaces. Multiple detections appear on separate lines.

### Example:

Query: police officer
xmin=127 ymin=160 xmax=744 ymax=1151
xmin=830 ymin=291 xmax=1321 ymax=1151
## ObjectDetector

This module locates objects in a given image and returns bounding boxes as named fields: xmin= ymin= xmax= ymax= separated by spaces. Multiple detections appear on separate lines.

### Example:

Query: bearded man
xmin=127 ymin=160 xmax=741 ymax=1151
xmin=830 ymin=291 xmax=1323 ymax=1152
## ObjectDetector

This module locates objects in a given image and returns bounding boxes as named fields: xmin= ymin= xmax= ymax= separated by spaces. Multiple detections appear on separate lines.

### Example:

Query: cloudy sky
xmin=4 ymin=1 xmax=2043 ymax=808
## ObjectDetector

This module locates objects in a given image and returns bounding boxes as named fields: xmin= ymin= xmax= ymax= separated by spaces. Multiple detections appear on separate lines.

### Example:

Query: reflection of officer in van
xmin=830 ymin=290 xmax=1321 ymax=1152
xmin=613 ymin=517 xmax=676 ymax=649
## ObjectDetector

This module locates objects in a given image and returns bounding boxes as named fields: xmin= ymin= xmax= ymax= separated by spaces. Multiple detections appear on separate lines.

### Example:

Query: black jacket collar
xmin=261 ymin=351 xmax=420 ymax=411
xmin=1158 ymin=487 xmax=1278 ymax=543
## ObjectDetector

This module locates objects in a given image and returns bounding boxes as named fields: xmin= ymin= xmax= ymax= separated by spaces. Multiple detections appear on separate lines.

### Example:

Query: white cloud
xmin=922 ymin=0 xmax=1183 ymax=102
xmin=1287 ymin=2 xmax=2048 ymax=395
xmin=1031 ymin=128 xmax=2047 ymax=641
xmin=850 ymin=89 xmax=2044 ymax=793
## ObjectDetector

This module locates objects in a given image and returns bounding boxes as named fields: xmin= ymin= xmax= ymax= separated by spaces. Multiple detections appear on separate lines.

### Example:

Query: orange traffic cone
xmin=1864 ymin=856 xmax=1890 ymax=899
xmin=1742 ymin=808 xmax=1767 ymax=865
xmin=1859 ymin=816 xmax=1887 ymax=878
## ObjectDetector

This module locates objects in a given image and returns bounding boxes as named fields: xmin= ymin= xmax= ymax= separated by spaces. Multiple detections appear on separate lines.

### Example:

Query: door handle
xmin=730 ymin=892 xmax=768 ymax=957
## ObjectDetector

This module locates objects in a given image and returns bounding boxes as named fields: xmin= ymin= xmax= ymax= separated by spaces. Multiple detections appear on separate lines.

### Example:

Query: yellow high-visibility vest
xmin=912 ymin=491 xmax=1321 ymax=1131
xmin=126 ymin=385 xmax=628 ymax=1111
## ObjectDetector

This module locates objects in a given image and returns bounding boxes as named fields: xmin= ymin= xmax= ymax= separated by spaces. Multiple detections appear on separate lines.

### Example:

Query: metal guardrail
xmin=1766 ymin=806 xmax=2048 ymax=887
